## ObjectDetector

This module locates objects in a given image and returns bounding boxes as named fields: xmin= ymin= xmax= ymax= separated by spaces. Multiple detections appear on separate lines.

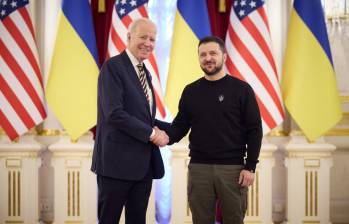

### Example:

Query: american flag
xmin=107 ymin=0 xmax=166 ymax=118
xmin=0 ymin=0 xmax=46 ymax=140
xmin=224 ymin=0 xmax=285 ymax=134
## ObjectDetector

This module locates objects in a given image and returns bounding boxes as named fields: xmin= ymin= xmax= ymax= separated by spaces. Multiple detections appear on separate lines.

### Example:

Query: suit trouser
xmin=187 ymin=163 xmax=248 ymax=224
xmin=97 ymin=175 xmax=152 ymax=224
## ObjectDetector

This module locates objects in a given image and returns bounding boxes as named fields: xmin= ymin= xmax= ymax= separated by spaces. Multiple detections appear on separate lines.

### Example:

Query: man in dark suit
xmin=91 ymin=18 xmax=169 ymax=224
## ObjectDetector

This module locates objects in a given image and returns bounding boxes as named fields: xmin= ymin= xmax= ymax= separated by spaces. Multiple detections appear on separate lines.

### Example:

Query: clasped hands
xmin=150 ymin=126 xmax=169 ymax=147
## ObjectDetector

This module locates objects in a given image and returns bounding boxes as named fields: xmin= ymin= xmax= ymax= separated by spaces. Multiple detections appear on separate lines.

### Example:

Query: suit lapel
xmin=120 ymin=52 xmax=153 ymax=118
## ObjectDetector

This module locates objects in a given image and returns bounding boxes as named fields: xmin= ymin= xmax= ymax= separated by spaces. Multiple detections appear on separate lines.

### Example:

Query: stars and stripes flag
xmin=0 ymin=0 xmax=46 ymax=140
xmin=107 ymin=0 xmax=166 ymax=118
xmin=224 ymin=0 xmax=285 ymax=134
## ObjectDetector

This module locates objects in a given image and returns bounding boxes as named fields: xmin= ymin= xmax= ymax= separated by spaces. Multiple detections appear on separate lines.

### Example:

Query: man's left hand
xmin=238 ymin=169 xmax=255 ymax=187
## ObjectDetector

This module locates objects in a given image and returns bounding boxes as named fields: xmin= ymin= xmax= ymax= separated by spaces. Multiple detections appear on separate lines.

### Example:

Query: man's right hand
xmin=150 ymin=126 xmax=169 ymax=147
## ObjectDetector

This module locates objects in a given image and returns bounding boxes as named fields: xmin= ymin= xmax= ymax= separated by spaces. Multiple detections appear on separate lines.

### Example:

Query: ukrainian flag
xmin=281 ymin=0 xmax=342 ymax=141
xmin=165 ymin=0 xmax=211 ymax=115
xmin=46 ymin=0 xmax=99 ymax=140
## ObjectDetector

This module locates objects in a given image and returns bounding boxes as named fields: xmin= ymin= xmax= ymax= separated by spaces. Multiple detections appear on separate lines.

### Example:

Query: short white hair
xmin=128 ymin=18 xmax=156 ymax=34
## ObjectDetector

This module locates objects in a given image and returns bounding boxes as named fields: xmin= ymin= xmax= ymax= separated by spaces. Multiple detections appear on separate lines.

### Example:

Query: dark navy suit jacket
xmin=91 ymin=51 xmax=168 ymax=180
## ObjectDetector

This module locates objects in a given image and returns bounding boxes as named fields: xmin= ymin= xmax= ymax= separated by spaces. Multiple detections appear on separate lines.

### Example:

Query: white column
xmin=49 ymin=134 xmax=156 ymax=224
xmin=170 ymin=139 xmax=192 ymax=224
xmin=285 ymin=136 xmax=335 ymax=224
xmin=0 ymin=134 xmax=42 ymax=224
xmin=49 ymin=135 xmax=96 ymax=224
xmin=245 ymin=143 xmax=277 ymax=224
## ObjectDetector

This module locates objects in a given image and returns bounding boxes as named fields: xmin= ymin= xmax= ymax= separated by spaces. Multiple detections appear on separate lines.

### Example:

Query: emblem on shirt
xmin=218 ymin=94 xmax=224 ymax=102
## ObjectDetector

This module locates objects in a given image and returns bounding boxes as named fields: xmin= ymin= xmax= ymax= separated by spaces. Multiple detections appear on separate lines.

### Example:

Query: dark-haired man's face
xmin=198 ymin=42 xmax=225 ymax=76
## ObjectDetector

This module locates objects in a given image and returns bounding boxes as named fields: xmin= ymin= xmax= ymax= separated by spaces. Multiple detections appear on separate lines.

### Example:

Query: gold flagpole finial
xmin=98 ymin=0 xmax=106 ymax=13
xmin=218 ymin=0 xmax=226 ymax=13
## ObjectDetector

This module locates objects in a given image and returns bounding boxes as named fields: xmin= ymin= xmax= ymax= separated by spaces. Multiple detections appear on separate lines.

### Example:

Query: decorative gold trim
xmin=186 ymin=171 xmax=190 ymax=217
xmin=267 ymin=130 xmax=289 ymax=137
xmin=325 ymin=129 xmax=349 ymax=136
xmin=305 ymin=171 xmax=308 ymax=216
xmin=246 ymin=187 xmax=250 ymax=216
xmin=37 ymin=129 xmax=61 ymax=136
xmin=256 ymin=171 xmax=259 ymax=216
xmin=340 ymin=95 xmax=349 ymax=103
xmin=68 ymin=172 xmax=71 ymax=216
xmin=73 ymin=171 xmax=75 ymax=216
xmin=13 ymin=171 xmax=16 ymax=216
xmin=303 ymin=221 xmax=320 ymax=224
xmin=70 ymin=138 xmax=78 ymax=143
xmin=5 ymin=221 xmax=24 ymax=224
xmin=77 ymin=171 xmax=80 ymax=216
xmin=246 ymin=187 xmax=249 ymax=216
xmin=18 ymin=171 xmax=20 ymax=216
xmin=65 ymin=221 xmax=83 ymax=224
xmin=310 ymin=171 xmax=313 ymax=216
xmin=315 ymin=171 xmax=318 ymax=216
xmin=251 ymin=179 xmax=254 ymax=215
xmin=8 ymin=171 xmax=11 ymax=216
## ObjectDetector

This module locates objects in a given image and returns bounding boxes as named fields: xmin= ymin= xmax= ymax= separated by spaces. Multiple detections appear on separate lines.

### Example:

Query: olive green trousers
xmin=188 ymin=163 xmax=248 ymax=224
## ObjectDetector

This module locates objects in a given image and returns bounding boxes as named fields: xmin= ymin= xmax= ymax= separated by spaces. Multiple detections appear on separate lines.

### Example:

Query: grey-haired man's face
xmin=127 ymin=20 xmax=156 ymax=61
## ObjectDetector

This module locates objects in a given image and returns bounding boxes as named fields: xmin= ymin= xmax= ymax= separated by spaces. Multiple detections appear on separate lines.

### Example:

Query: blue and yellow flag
xmin=46 ymin=0 xmax=99 ymax=140
xmin=281 ymin=0 xmax=342 ymax=141
xmin=165 ymin=0 xmax=211 ymax=115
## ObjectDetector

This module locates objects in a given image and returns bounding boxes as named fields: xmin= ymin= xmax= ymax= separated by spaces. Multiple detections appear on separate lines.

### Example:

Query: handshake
xmin=150 ymin=126 xmax=169 ymax=147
